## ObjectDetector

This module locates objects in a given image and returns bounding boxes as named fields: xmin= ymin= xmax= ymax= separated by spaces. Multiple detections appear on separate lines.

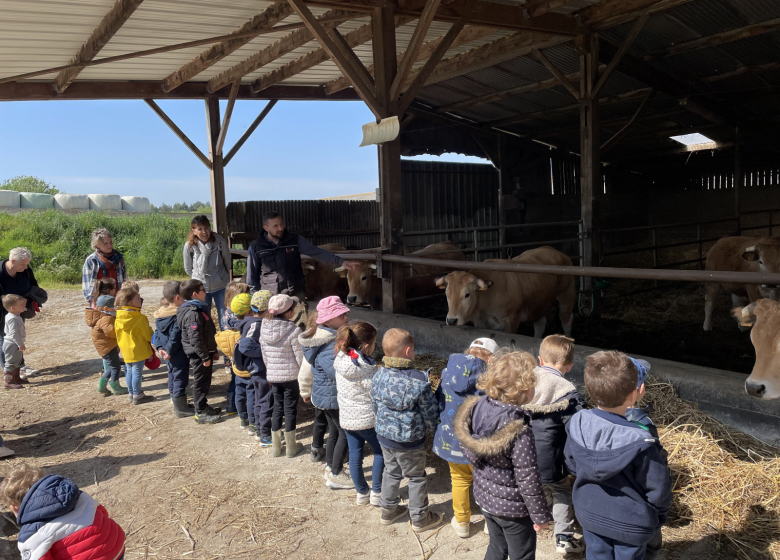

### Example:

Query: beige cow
xmin=703 ymin=237 xmax=780 ymax=331
xmin=303 ymin=243 xmax=348 ymax=301
xmin=734 ymin=299 xmax=780 ymax=399
xmin=334 ymin=241 xmax=466 ymax=309
xmin=435 ymin=246 xmax=576 ymax=337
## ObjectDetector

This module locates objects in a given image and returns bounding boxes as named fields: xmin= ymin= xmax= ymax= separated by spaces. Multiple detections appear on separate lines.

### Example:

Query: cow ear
xmin=742 ymin=246 xmax=759 ymax=262
xmin=476 ymin=279 xmax=493 ymax=290
xmin=732 ymin=302 xmax=758 ymax=328
xmin=435 ymin=276 xmax=447 ymax=289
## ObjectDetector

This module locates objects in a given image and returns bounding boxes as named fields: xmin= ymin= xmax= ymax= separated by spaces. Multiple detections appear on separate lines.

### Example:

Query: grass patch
xmin=0 ymin=210 xmax=192 ymax=285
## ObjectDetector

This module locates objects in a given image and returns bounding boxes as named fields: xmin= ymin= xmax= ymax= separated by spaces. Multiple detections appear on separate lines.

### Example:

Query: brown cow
xmin=334 ymin=241 xmax=466 ymax=309
xmin=703 ymin=237 xmax=780 ymax=331
xmin=733 ymin=299 xmax=780 ymax=399
xmin=303 ymin=243 xmax=348 ymax=301
xmin=435 ymin=246 xmax=576 ymax=337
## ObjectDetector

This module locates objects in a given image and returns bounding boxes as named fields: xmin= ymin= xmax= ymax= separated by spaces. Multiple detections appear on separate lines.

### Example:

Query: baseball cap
xmin=469 ymin=338 xmax=500 ymax=355
xmin=629 ymin=357 xmax=651 ymax=388
xmin=230 ymin=293 xmax=252 ymax=316
xmin=96 ymin=295 xmax=115 ymax=309
xmin=251 ymin=290 xmax=272 ymax=313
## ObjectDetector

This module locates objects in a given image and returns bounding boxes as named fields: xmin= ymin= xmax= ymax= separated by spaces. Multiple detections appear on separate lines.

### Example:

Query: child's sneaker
xmin=310 ymin=447 xmax=326 ymax=463
xmin=369 ymin=490 xmax=381 ymax=507
xmin=239 ymin=418 xmax=249 ymax=429
xmin=450 ymin=516 xmax=470 ymax=538
xmin=224 ymin=411 xmax=237 ymax=417
xmin=323 ymin=465 xmax=332 ymax=480
xmin=133 ymin=393 xmax=153 ymax=405
xmin=204 ymin=405 xmax=221 ymax=416
xmin=556 ymin=535 xmax=584 ymax=554
xmin=356 ymin=491 xmax=370 ymax=506
xmin=248 ymin=424 xmax=257 ymax=436
xmin=380 ymin=505 xmax=409 ymax=525
xmin=257 ymin=435 xmax=272 ymax=448
xmin=411 ymin=511 xmax=444 ymax=533
xmin=21 ymin=366 xmax=38 ymax=377
xmin=325 ymin=471 xmax=354 ymax=490
xmin=194 ymin=410 xmax=221 ymax=424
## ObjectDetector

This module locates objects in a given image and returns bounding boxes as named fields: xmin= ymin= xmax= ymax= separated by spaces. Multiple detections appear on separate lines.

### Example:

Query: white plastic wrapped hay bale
xmin=121 ymin=196 xmax=151 ymax=213
xmin=19 ymin=192 xmax=54 ymax=208
xmin=0 ymin=191 xmax=21 ymax=208
xmin=54 ymin=193 xmax=90 ymax=210
xmin=88 ymin=193 xmax=122 ymax=211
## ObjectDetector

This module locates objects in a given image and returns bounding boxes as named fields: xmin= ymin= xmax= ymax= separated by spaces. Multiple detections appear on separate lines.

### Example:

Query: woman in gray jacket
xmin=182 ymin=215 xmax=232 ymax=329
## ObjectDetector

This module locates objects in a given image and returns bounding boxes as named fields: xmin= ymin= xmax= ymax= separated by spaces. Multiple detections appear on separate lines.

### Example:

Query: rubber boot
xmin=108 ymin=380 xmax=129 ymax=395
xmin=285 ymin=430 xmax=304 ymax=458
xmin=4 ymin=370 xmax=22 ymax=389
xmin=172 ymin=395 xmax=195 ymax=418
xmin=272 ymin=430 xmax=284 ymax=457
xmin=97 ymin=377 xmax=112 ymax=396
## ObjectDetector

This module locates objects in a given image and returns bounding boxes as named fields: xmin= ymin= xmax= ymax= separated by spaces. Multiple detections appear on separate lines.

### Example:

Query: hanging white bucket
xmin=359 ymin=116 xmax=400 ymax=147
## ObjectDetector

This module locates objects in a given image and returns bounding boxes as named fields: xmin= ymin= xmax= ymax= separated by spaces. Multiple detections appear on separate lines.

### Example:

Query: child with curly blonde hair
xmin=454 ymin=351 xmax=551 ymax=560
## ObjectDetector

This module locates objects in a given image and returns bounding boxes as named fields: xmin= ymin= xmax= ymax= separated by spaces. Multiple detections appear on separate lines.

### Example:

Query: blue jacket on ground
xmin=433 ymin=353 xmax=487 ymax=464
xmin=564 ymin=408 xmax=672 ymax=546
xmin=371 ymin=359 xmax=439 ymax=449
xmin=300 ymin=327 xmax=338 ymax=410
xmin=153 ymin=306 xmax=185 ymax=360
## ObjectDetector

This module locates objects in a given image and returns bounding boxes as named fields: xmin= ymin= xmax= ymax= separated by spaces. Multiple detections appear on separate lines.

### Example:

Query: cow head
xmin=733 ymin=299 xmax=780 ymax=399
xmin=743 ymin=242 xmax=780 ymax=299
xmin=334 ymin=262 xmax=377 ymax=304
xmin=436 ymin=271 xmax=493 ymax=326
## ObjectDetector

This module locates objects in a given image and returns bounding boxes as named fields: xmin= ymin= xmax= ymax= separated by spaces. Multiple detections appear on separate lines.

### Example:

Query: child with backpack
xmin=85 ymin=294 xmax=128 ymax=397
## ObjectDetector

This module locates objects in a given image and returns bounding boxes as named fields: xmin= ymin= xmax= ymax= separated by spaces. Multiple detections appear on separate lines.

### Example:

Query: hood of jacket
xmin=115 ymin=306 xmax=146 ymax=330
xmin=154 ymin=305 xmax=178 ymax=319
xmin=182 ymin=299 xmax=210 ymax=313
xmin=261 ymin=317 xmax=299 ymax=345
xmin=454 ymin=396 xmax=529 ymax=458
xmin=528 ymin=366 xmax=578 ymax=409
xmin=300 ymin=327 xmax=336 ymax=360
xmin=236 ymin=316 xmax=263 ymax=339
xmin=84 ymin=307 xmax=106 ymax=328
xmin=566 ymin=409 xmax=658 ymax=481
xmin=17 ymin=475 xmax=80 ymax=542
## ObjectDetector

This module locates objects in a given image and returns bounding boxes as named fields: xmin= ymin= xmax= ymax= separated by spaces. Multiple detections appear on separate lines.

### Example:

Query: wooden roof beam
xmin=592 ymin=11 xmax=649 ymax=98
xmin=326 ymin=24 xmax=496 ymax=94
xmin=534 ymin=49 xmax=579 ymax=100
xmin=578 ymin=0 xmax=695 ymax=30
xmin=54 ymin=0 xmax=145 ymax=93
xmin=691 ymin=61 xmax=780 ymax=84
xmin=391 ymin=0 xmax=443 ymax=100
xmin=253 ymin=16 xmax=413 ymax=92
xmin=162 ymin=2 xmax=294 ymax=92
xmin=600 ymin=88 xmax=655 ymax=154
xmin=224 ymin=100 xmax=278 ymax=166
xmin=207 ymin=9 xmax=359 ymax=93
xmin=144 ymin=99 xmax=211 ymax=169
xmin=523 ymin=0 xmax=580 ymax=19
xmin=644 ymin=16 xmax=780 ymax=60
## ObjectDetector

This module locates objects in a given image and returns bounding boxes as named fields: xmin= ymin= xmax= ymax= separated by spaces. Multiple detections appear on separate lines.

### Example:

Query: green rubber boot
xmin=272 ymin=430 xmax=284 ymax=458
xmin=97 ymin=377 xmax=112 ymax=396
xmin=284 ymin=430 xmax=304 ymax=458
xmin=108 ymin=379 xmax=129 ymax=395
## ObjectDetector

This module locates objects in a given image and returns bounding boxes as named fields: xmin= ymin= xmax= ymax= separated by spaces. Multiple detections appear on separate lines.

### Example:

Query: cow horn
xmin=333 ymin=266 xmax=345 ymax=273
xmin=369 ymin=263 xmax=378 ymax=270
xmin=303 ymin=263 xmax=316 ymax=270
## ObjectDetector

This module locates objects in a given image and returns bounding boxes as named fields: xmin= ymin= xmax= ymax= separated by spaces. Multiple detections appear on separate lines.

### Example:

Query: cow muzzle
xmin=446 ymin=317 xmax=458 ymax=326
xmin=347 ymin=295 xmax=358 ymax=304
xmin=745 ymin=379 xmax=767 ymax=398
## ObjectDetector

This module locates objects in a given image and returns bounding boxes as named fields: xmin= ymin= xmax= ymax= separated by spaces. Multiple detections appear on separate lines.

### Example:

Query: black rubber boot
xmin=172 ymin=396 xmax=195 ymax=418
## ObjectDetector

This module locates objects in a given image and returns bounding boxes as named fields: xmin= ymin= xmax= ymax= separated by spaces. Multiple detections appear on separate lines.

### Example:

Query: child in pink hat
xmin=299 ymin=296 xmax=353 ymax=489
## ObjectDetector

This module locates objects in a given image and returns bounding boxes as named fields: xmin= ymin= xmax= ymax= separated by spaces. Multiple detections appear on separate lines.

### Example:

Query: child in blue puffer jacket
xmin=299 ymin=296 xmax=351 ymax=489
xmin=154 ymin=281 xmax=192 ymax=418
xmin=433 ymin=338 xmax=498 ymax=538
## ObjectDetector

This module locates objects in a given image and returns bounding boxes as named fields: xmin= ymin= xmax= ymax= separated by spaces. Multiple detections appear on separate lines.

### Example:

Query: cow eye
xmin=465 ymin=293 xmax=470 ymax=298
xmin=759 ymin=260 xmax=764 ymax=265
xmin=361 ymin=276 xmax=367 ymax=281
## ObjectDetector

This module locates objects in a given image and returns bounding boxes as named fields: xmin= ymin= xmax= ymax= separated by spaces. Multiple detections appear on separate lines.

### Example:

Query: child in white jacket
xmin=334 ymin=321 xmax=383 ymax=506
xmin=260 ymin=294 xmax=304 ymax=458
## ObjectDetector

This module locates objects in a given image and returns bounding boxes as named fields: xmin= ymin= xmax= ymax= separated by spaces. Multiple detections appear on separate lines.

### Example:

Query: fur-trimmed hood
xmin=528 ymin=366 xmax=577 ymax=408
xmin=300 ymin=326 xmax=340 ymax=409
xmin=454 ymin=396 xmax=529 ymax=458
xmin=299 ymin=327 xmax=336 ymax=348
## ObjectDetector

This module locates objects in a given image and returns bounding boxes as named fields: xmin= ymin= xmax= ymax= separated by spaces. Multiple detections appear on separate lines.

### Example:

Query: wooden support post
xmin=497 ymin=135 xmax=509 ymax=258
xmin=373 ymin=5 xmax=406 ymax=314
xmin=579 ymin=32 xmax=600 ymax=306
xmin=205 ymin=98 xmax=228 ymax=239
xmin=735 ymin=126 xmax=742 ymax=234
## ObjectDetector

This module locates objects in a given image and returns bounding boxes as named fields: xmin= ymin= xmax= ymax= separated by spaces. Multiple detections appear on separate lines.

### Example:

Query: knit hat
xmin=629 ymin=357 xmax=651 ymax=388
xmin=96 ymin=295 xmax=115 ymax=309
xmin=268 ymin=294 xmax=298 ymax=315
xmin=316 ymin=296 xmax=350 ymax=324
xmin=230 ymin=293 xmax=252 ymax=316
xmin=469 ymin=337 xmax=499 ymax=355
xmin=251 ymin=290 xmax=272 ymax=313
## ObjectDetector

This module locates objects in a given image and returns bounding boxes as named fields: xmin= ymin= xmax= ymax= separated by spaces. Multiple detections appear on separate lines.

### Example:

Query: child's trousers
xmin=2 ymin=341 xmax=22 ymax=371
xmin=324 ymin=409 xmax=348 ymax=476
xmin=226 ymin=373 xmax=237 ymax=414
xmin=251 ymin=376 xmax=272 ymax=437
xmin=448 ymin=462 xmax=473 ymax=523
xmin=189 ymin=355 xmax=214 ymax=413
xmin=311 ymin=407 xmax=328 ymax=451
xmin=543 ymin=477 xmax=575 ymax=536
xmin=380 ymin=445 xmax=429 ymax=522
xmin=582 ymin=529 xmax=647 ymax=560
xmin=166 ymin=353 xmax=189 ymax=398
xmin=101 ymin=347 xmax=122 ymax=381
xmin=125 ymin=360 xmax=145 ymax=396
xmin=345 ymin=428 xmax=384 ymax=495
xmin=271 ymin=380 xmax=299 ymax=433
xmin=483 ymin=511 xmax=536 ymax=560
xmin=234 ymin=375 xmax=255 ymax=425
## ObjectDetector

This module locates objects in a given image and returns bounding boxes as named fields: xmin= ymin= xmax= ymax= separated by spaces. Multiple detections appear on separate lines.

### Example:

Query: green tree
xmin=0 ymin=176 xmax=59 ymax=195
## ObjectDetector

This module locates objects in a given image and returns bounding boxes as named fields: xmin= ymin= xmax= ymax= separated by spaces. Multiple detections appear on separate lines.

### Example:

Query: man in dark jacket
xmin=155 ymin=280 xmax=193 ymax=418
xmin=245 ymin=212 xmax=358 ymax=327
xmin=565 ymin=351 xmax=672 ymax=560
xmin=177 ymin=279 xmax=220 ymax=425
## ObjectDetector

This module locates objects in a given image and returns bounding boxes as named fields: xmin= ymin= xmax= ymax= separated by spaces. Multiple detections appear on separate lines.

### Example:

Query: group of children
xmin=74 ymin=279 xmax=672 ymax=560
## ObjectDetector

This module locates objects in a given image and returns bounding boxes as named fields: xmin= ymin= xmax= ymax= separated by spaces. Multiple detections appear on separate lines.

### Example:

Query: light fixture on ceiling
xmin=670 ymin=132 xmax=717 ymax=151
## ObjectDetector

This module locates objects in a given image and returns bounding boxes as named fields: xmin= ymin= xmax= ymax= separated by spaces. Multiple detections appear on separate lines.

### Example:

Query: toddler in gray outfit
xmin=2 ymin=294 xmax=27 ymax=388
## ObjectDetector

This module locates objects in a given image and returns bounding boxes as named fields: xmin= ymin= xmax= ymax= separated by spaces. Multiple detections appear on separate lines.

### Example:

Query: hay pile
xmin=412 ymin=353 xmax=780 ymax=558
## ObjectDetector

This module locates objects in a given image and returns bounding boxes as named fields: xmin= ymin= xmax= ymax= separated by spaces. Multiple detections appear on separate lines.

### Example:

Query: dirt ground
xmin=1 ymin=280 xmax=578 ymax=560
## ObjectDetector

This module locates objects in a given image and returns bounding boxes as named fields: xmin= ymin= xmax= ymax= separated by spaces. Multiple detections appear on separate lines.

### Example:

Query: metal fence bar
xmin=603 ymin=236 xmax=723 ymax=257
xmin=403 ymin=220 xmax=582 ymax=237
xmin=601 ymin=217 xmax=736 ymax=235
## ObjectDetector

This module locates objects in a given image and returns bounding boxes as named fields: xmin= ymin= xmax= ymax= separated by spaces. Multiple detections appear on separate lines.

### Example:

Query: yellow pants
xmin=449 ymin=462 xmax=473 ymax=523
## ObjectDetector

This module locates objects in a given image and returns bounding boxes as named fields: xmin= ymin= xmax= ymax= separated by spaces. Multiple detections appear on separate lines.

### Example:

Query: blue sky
xmin=0 ymin=99 xmax=488 ymax=206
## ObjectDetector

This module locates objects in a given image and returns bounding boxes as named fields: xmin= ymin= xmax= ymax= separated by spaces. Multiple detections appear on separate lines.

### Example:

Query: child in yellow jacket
xmin=115 ymin=287 xmax=154 ymax=405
